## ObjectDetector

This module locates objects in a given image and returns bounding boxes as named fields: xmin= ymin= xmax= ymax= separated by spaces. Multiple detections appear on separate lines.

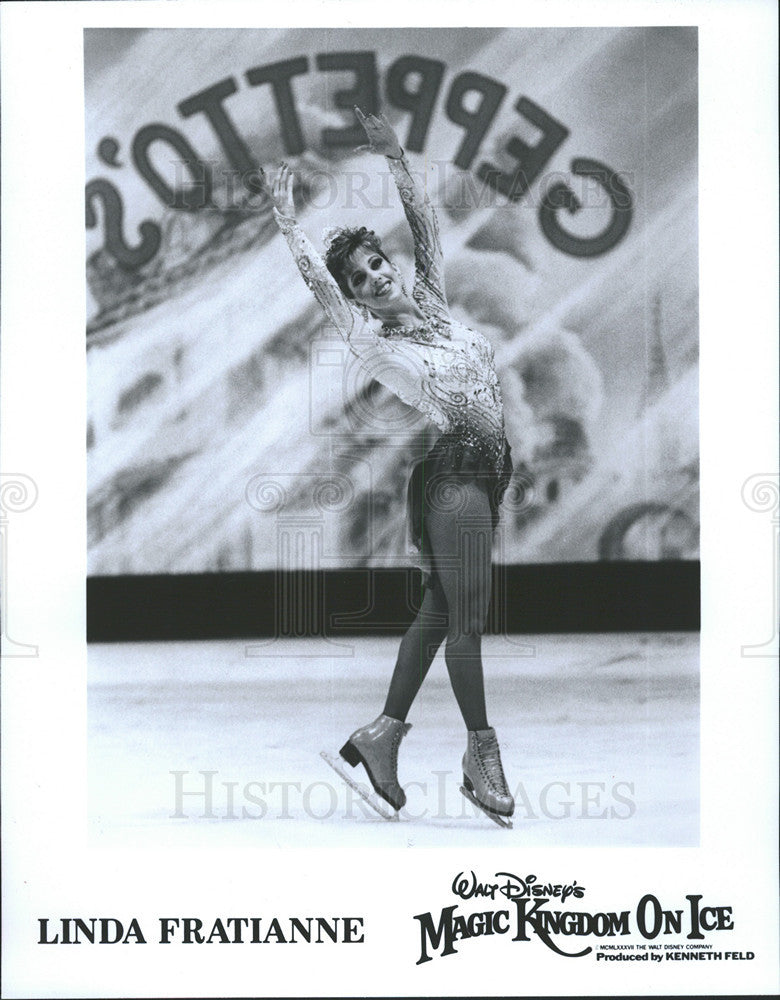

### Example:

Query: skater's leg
xmin=425 ymin=478 xmax=514 ymax=820
xmin=424 ymin=478 xmax=493 ymax=732
xmin=338 ymin=577 xmax=447 ymax=813
xmin=382 ymin=578 xmax=449 ymax=722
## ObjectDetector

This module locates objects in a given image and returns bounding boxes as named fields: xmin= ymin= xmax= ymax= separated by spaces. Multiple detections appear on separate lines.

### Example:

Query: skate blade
xmin=459 ymin=785 xmax=513 ymax=829
xmin=320 ymin=751 xmax=400 ymax=822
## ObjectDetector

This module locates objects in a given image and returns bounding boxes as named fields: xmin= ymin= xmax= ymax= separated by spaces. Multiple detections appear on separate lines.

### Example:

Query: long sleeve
xmin=273 ymin=208 xmax=373 ymax=350
xmin=272 ymin=207 xmax=439 ymax=424
xmin=386 ymin=153 xmax=448 ymax=317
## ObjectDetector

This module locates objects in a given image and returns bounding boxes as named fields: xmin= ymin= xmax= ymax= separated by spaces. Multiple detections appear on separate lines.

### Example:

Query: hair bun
xmin=322 ymin=225 xmax=372 ymax=252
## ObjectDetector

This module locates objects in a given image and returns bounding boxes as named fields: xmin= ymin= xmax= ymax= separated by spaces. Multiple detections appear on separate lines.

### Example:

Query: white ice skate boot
xmin=461 ymin=727 xmax=514 ymax=828
xmin=339 ymin=714 xmax=411 ymax=812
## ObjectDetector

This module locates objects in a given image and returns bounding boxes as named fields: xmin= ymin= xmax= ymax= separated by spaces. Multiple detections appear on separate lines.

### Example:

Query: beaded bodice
xmin=274 ymin=153 xmax=506 ymax=470
xmin=378 ymin=313 xmax=505 ymax=467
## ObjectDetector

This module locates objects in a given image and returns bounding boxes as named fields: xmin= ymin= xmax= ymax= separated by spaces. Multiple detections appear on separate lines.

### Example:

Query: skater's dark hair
xmin=325 ymin=226 xmax=390 ymax=299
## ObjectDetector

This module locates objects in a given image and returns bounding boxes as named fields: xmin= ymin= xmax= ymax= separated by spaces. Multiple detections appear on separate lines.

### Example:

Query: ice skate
xmin=320 ymin=751 xmax=399 ymax=821
xmin=460 ymin=727 xmax=514 ymax=829
xmin=334 ymin=713 xmax=411 ymax=816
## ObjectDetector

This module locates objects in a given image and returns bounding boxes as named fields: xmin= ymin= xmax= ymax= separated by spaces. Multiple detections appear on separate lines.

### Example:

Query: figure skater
xmin=264 ymin=108 xmax=515 ymax=826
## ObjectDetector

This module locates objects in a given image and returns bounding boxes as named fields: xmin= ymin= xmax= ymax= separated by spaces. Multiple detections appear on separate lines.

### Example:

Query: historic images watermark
xmin=169 ymin=158 xmax=635 ymax=216
xmin=169 ymin=768 xmax=636 ymax=822
xmin=740 ymin=474 xmax=779 ymax=658
xmin=0 ymin=473 xmax=39 ymax=657
xmin=242 ymin=463 xmax=536 ymax=658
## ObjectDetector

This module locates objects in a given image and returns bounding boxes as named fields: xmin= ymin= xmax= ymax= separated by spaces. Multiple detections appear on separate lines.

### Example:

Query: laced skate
xmin=460 ymin=727 xmax=514 ymax=829
xmin=322 ymin=714 xmax=411 ymax=821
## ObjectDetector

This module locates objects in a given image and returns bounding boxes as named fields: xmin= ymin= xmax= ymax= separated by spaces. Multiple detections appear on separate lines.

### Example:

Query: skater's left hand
xmin=354 ymin=107 xmax=403 ymax=159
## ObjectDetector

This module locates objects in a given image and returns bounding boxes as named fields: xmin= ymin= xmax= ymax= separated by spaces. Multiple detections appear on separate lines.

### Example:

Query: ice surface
xmin=88 ymin=632 xmax=699 ymax=848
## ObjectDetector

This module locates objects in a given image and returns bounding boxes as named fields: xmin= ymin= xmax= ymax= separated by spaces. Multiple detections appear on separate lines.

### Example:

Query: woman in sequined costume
xmin=265 ymin=109 xmax=514 ymax=824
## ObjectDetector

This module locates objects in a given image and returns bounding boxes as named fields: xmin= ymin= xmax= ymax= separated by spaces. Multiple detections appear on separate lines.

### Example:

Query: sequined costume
xmin=273 ymin=152 xmax=512 ymax=575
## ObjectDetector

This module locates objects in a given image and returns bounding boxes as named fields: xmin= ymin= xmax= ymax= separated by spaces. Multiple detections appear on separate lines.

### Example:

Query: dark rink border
xmin=87 ymin=561 xmax=700 ymax=642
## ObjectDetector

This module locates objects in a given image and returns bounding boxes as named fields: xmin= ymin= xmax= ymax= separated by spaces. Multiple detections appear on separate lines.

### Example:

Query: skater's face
xmin=343 ymin=245 xmax=405 ymax=316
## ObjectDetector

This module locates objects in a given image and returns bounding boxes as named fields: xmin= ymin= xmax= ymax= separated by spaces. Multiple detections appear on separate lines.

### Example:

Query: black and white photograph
xmin=1 ymin=2 xmax=778 ymax=998
xmin=85 ymin=23 xmax=700 ymax=847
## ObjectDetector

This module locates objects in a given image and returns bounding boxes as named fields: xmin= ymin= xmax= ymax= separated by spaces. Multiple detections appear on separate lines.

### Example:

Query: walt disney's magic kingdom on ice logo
xmin=412 ymin=871 xmax=746 ymax=964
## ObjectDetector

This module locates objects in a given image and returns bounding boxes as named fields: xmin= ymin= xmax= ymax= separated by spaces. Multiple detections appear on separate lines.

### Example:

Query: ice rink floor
xmin=88 ymin=632 xmax=698 ymax=848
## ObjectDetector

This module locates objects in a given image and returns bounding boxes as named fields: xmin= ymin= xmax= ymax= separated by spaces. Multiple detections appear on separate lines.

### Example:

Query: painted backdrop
xmin=85 ymin=27 xmax=698 ymax=575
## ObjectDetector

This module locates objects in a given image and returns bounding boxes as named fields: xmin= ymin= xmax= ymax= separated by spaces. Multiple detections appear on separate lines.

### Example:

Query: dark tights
xmin=382 ymin=476 xmax=493 ymax=731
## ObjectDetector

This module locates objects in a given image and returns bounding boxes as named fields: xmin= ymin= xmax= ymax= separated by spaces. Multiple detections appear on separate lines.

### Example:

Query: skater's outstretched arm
xmin=355 ymin=108 xmax=447 ymax=315
xmin=264 ymin=164 xmax=433 ymax=417
xmin=266 ymin=163 xmax=375 ymax=348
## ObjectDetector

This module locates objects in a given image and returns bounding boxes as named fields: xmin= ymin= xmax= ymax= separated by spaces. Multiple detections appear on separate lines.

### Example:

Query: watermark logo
xmin=0 ymin=473 xmax=39 ymax=657
xmin=169 ymin=768 xmax=635 ymax=822
xmin=166 ymin=159 xmax=636 ymax=216
xmin=242 ymin=459 xmax=536 ymax=658
xmin=740 ymin=473 xmax=779 ymax=657
xmin=243 ymin=468 xmax=364 ymax=658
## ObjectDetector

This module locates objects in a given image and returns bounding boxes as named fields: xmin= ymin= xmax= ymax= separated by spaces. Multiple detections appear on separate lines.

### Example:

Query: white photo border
xmin=1 ymin=1 xmax=778 ymax=997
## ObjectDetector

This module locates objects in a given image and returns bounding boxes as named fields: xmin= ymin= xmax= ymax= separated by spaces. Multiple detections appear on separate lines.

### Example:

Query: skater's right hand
xmin=354 ymin=107 xmax=403 ymax=159
xmin=263 ymin=163 xmax=296 ymax=219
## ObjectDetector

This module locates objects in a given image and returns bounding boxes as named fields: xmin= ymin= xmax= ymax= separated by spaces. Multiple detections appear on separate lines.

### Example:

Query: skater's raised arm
xmin=266 ymin=164 xmax=374 ymax=348
xmin=264 ymin=164 xmax=434 ymax=418
xmin=355 ymin=108 xmax=447 ymax=315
